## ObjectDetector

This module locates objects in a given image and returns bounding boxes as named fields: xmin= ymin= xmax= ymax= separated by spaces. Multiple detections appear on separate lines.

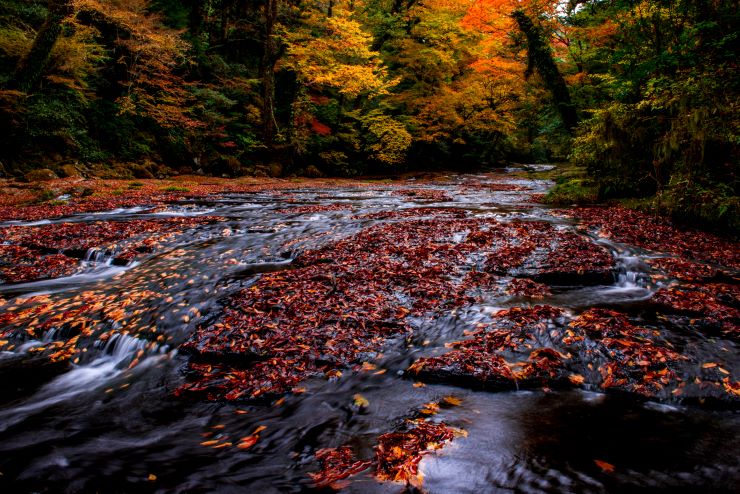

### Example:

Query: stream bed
xmin=0 ymin=171 xmax=738 ymax=493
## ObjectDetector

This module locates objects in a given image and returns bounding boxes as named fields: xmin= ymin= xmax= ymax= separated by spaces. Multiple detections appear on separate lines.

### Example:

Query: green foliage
xmin=545 ymin=178 xmax=599 ymax=205
xmin=567 ymin=0 xmax=738 ymax=230
xmin=656 ymin=177 xmax=740 ymax=234
xmin=570 ymin=102 xmax=658 ymax=197
xmin=34 ymin=188 xmax=57 ymax=202
xmin=161 ymin=185 xmax=189 ymax=192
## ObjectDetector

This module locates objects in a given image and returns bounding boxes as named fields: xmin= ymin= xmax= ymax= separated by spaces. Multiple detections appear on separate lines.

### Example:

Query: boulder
xmin=59 ymin=164 xmax=83 ymax=178
xmin=305 ymin=165 xmax=323 ymax=178
xmin=130 ymin=163 xmax=155 ymax=179
xmin=25 ymin=168 xmax=59 ymax=182
xmin=269 ymin=162 xmax=283 ymax=178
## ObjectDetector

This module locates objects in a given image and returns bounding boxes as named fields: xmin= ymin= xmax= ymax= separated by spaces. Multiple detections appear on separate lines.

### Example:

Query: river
xmin=0 ymin=170 xmax=738 ymax=493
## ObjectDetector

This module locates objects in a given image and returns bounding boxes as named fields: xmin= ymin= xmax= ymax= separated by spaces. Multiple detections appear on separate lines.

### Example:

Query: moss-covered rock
xmin=269 ymin=163 xmax=283 ymax=178
xmin=305 ymin=165 xmax=322 ymax=178
xmin=25 ymin=168 xmax=59 ymax=182
xmin=58 ymin=164 xmax=83 ymax=178
xmin=545 ymin=177 xmax=599 ymax=205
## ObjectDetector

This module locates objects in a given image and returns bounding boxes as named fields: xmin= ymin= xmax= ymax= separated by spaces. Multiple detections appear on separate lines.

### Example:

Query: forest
xmin=1 ymin=0 xmax=738 ymax=231
xmin=0 ymin=2 xmax=739 ymax=493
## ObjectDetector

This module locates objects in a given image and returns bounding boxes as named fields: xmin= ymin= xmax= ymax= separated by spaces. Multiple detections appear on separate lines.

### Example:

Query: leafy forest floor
xmin=0 ymin=170 xmax=738 ymax=492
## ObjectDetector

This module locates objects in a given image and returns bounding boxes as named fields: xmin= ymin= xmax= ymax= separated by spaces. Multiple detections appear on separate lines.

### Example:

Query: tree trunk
xmin=12 ymin=0 xmax=73 ymax=92
xmin=511 ymin=9 xmax=578 ymax=133
xmin=261 ymin=0 xmax=279 ymax=150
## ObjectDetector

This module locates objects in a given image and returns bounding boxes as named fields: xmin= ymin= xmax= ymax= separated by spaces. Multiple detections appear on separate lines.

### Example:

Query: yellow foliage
xmin=49 ymin=22 xmax=107 ymax=91
xmin=73 ymin=0 xmax=196 ymax=128
xmin=283 ymin=5 xmax=396 ymax=98
xmin=0 ymin=26 xmax=32 ymax=58
xmin=362 ymin=111 xmax=412 ymax=165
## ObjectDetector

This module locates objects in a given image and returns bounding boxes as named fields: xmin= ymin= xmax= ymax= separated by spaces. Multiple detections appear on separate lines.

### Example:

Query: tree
xmin=511 ymin=8 xmax=577 ymax=132
xmin=261 ymin=0 xmax=280 ymax=150
xmin=12 ymin=0 xmax=73 ymax=92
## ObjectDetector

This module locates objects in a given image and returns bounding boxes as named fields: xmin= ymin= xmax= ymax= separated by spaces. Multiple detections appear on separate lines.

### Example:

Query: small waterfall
xmin=0 ymin=332 xmax=167 ymax=431
xmin=83 ymin=247 xmax=114 ymax=265
xmin=616 ymin=253 xmax=645 ymax=288
xmin=42 ymin=326 xmax=61 ymax=342
xmin=101 ymin=333 xmax=150 ymax=360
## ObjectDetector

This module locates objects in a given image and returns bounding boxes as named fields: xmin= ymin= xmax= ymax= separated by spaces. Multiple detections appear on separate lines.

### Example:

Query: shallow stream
xmin=0 ymin=172 xmax=738 ymax=493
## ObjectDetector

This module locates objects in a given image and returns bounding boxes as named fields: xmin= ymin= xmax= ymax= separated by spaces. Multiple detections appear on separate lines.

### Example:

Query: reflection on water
xmin=0 ymin=173 xmax=738 ymax=493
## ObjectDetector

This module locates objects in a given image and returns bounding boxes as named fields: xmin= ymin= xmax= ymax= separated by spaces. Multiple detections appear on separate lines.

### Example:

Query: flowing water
xmin=0 ymin=172 xmax=738 ymax=493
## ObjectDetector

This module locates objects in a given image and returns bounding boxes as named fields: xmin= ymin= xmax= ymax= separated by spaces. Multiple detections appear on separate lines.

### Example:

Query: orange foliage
xmin=74 ymin=0 xmax=200 ymax=129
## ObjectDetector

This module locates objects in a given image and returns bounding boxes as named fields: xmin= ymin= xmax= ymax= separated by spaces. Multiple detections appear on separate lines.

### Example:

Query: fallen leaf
xmin=568 ymin=374 xmax=585 ymax=385
xmin=353 ymin=394 xmax=369 ymax=408
xmin=442 ymin=396 xmax=462 ymax=406
xmin=594 ymin=459 xmax=615 ymax=473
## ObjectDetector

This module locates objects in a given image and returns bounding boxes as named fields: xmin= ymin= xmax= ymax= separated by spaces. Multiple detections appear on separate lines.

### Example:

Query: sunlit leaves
xmin=282 ymin=4 xmax=396 ymax=98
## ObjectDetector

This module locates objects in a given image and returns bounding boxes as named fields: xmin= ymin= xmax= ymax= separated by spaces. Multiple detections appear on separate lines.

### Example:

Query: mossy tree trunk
xmin=511 ymin=9 xmax=578 ymax=133
xmin=261 ymin=0 xmax=279 ymax=151
xmin=12 ymin=0 xmax=73 ymax=92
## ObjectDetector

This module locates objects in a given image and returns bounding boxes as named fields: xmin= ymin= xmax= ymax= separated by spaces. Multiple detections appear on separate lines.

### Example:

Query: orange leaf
xmin=594 ymin=460 xmax=615 ymax=473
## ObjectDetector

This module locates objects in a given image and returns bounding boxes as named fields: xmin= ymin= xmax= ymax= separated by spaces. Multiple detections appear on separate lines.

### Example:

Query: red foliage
xmin=310 ymin=95 xmax=331 ymax=105
xmin=392 ymin=189 xmax=453 ymax=202
xmin=506 ymin=277 xmax=551 ymax=298
xmin=0 ymin=217 xmax=220 ymax=283
xmin=310 ymin=447 xmax=373 ymax=488
xmin=559 ymin=206 xmax=740 ymax=269
xmin=310 ymin=118 xmax=332 ymax=135
xmin=375 ymin=421 xmax=456 ymax=483
xmin=408 ymin=306 xmax=565 ymax=389
xmin=276 ymin=203 xmax=352 ymax=214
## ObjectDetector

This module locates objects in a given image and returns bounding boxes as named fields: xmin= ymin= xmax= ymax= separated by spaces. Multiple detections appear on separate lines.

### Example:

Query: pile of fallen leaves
xmin=392 ymin=188 xmax=453 ymax=202
xmin=506 ymin=277 xmax=552 ymax=298
xmin=563 ymin=309 xmax=686 ymax=398
xmin=310 ymin=397 xmax=465 ymax=489
xmin=178 ymin=214 xmax=618 ymax=401
xmin=559 ymin=206 xmax=740 ymax=269
xmin=178 ymin=218 xmax=479 ymax=401
xmin=275 ymin=203 xmax=352 ymax=214
xmin=409 ymin=306 xmax=567 ymax=389
xmin=406 ymin=304 xmax=739 ymax=404
xmin=354 ymin=207 xmax=468 ymax=221
xmin=651 ymin=284 xmax=739 ymax=336
xmin=0 ymin=175 xmax=422 ymax=222
xmin=0 ymin=245 xmax=80 ymax=283
xmin=0 ymin=286 xmax=169 ymax=371
xmin=478 ymin=220 xmax=614 ymax=284
xmin=647 ymin=257 xmax=721 ymax=282
xmin=0 ymin=217 xmax=221 ymax=283
xmin=465 ymin=181 xmax=531 ymax=192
